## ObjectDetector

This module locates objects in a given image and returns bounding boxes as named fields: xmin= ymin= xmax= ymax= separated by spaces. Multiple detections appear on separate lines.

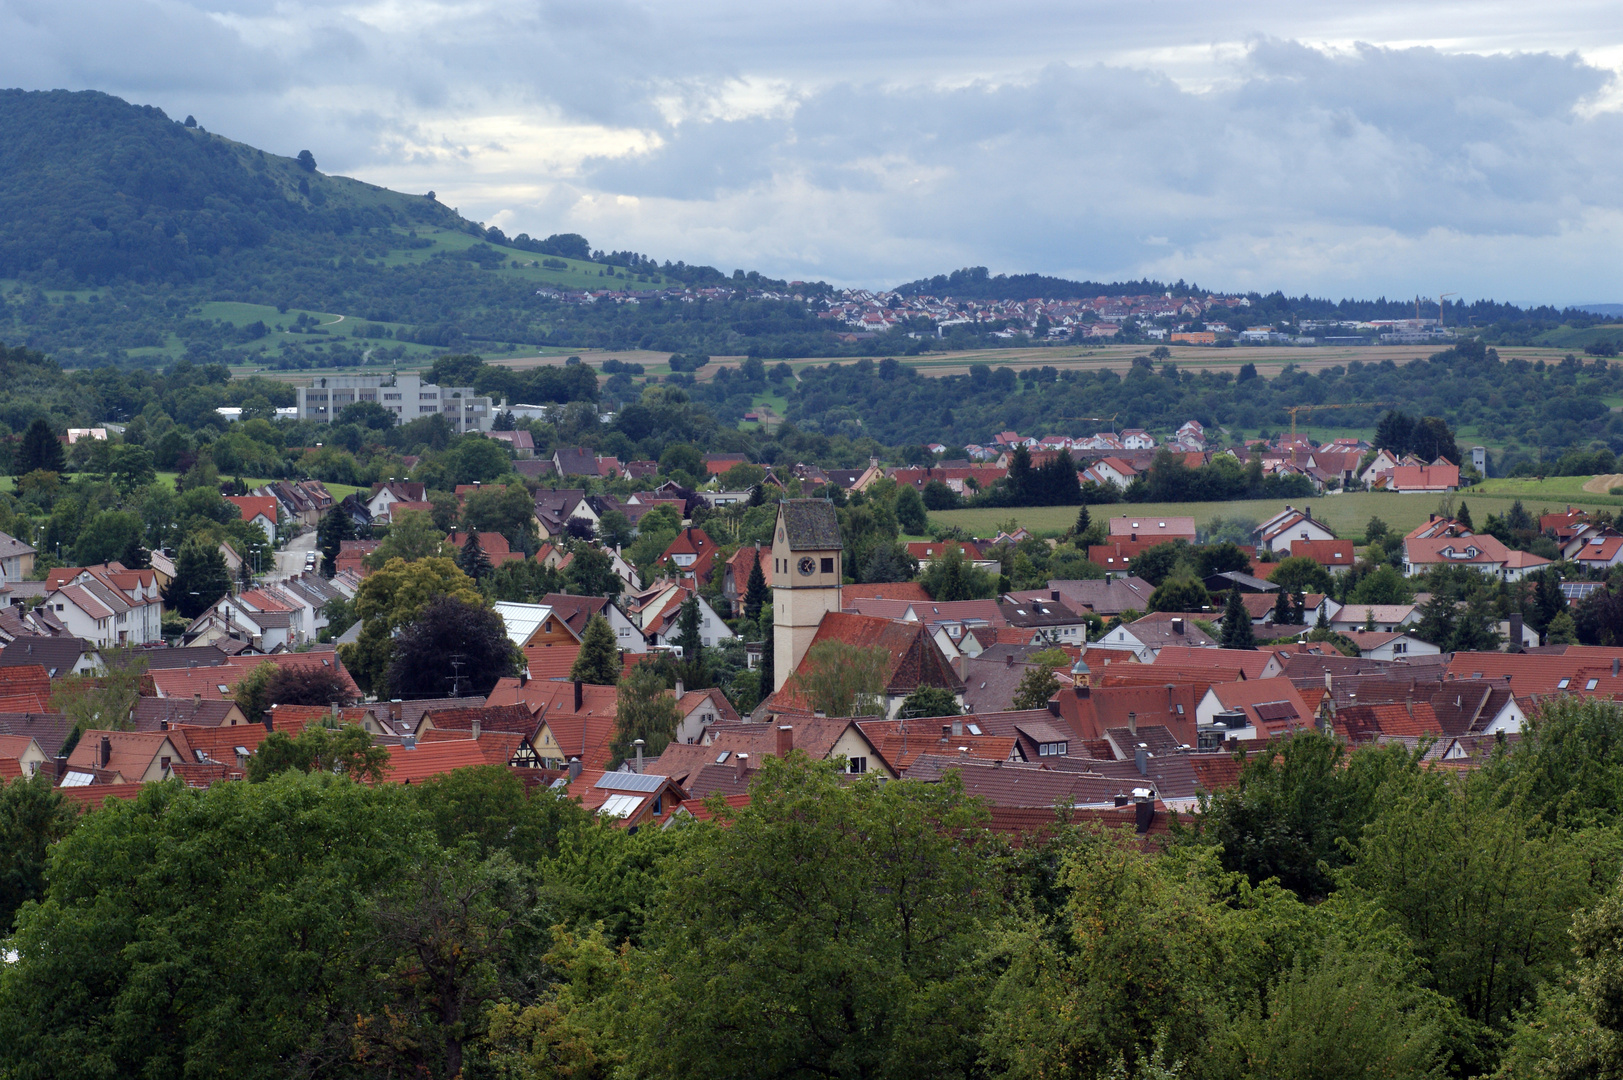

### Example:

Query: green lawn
xmin=1470 ymin=475 xmax=1623 ymax=502
xmin=932 ymin=487 xmax=1623 ymax=544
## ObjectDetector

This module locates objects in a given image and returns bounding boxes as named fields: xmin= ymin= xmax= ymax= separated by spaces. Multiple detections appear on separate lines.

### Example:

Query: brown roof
xmin=130 ymin=696 xmax=245 ymax=730
xmin=0 ymin=712 xmax=75 ymax=758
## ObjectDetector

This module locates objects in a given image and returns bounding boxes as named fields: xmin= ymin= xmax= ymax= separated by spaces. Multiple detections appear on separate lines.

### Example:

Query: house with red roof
xmin=1403 ymin=533 xmax=1547 ymax=580
xmin=1080 ymin=457 xmax=1137 ymax=491
xmin=766 ymin=612 xmax=965 ymax=720
xmin=1196 ymin=679 xmax=1316 ymax=744
xmin=225 ymin=495 xmax=279 ymax=543
xmin=1289 ymin=538 xmax=1355 ymax=573
xmin=44 ymin=563 xmax=164 ymax=647
xmin=841 ymin=582 xmax=931 ymax=605
xmin=1573 ymin=535 xmax=1623 ymax=573
xmin=658 ymin=527 xmax=719 ymax=584
xmin=567 ymin=768 xmax=686 ymax=827
xmin=1388 ymin=463 xmax=1460 ymax=493
xmin=445 ymin=529 xmax=526 ymax=566
xmin=721 ymin=543 xmax=771 ymax=613
xmin=1254 ymin=505 xmax=1337 ymax=555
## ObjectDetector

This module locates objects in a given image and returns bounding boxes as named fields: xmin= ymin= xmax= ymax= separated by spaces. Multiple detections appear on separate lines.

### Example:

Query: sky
xmin=5 ymin=0 xmax=1623 ymax=304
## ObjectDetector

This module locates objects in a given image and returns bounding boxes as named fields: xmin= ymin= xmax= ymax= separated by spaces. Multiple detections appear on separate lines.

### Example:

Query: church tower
xmin=770 ymin=499 xmax=844 ymax=692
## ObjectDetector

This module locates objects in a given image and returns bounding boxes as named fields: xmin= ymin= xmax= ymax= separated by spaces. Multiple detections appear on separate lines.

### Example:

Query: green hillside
xmin=0 ymin=89 xmax=706 ymax=368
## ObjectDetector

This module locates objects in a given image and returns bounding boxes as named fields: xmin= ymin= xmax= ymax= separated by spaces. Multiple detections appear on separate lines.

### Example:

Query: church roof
xmin=778 ymin=500 xmax=843 ymax=551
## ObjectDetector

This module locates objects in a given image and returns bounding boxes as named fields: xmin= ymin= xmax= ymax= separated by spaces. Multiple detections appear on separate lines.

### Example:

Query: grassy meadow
xmin=931 ymin=485 xmax=1623 ymax=545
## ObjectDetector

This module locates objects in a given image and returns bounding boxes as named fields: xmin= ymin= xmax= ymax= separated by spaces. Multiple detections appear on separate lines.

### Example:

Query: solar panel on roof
xmin=595 ymin=771 xmax=666 ymax=792
xmin=598 ymin=793 xmax=644 ymax=818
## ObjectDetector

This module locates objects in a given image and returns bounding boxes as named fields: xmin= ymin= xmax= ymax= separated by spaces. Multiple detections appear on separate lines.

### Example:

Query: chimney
xmin=574 ymin=679 xmax=583 ymax=711
xmin=634 ymin=738 xmax=645 ymax=773
xmin=1171 ymin=618 xmax=1184 ymax=635
xmin=1135 ymin=799 xmax=1156 ymax=834
xmin=330 ymin=701 xmax=341 ymax=718
xmin=1114 ymin=793 xmax=1130 ymax=807
xmin=100 ymin=736 xmax=112 ymax=769
xmin=1005 ymin=652 xmax=1014 ymax=667
xmin=735 ymin=751 xmax=750 ymax=781
xmin=159 ymin=719 xmax=169 ymax=731
xmin=776 ymin=724 xmax=793 ymax=758
xmin=675 ymin=679 xmax=685 ymax=698
xmin=520 ymin=671 xmax=528 ymax=687
xmin=1135 ymin=745 xmax=1150 ymax=776
xmin=472 ymin=717 xmax=482 ymax=739
xmin=55 ymin=754 xmax=67 ymax=780
xmin=940 ymin=724 xmax=952 ymax=743
xmin=1509 ymin=613 xmax=1523 ymax=651
xmin=567 ymin=757 xmax=582 ymax=781
xmin=1128 ymin=710 xmax=1137 ymax=736
xmin=193 ymin=692 xmax=202 ymax=708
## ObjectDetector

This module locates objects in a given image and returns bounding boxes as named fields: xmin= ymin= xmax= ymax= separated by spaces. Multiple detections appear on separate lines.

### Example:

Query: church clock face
xmin=798 ymin=556 xmax=816 ymax=576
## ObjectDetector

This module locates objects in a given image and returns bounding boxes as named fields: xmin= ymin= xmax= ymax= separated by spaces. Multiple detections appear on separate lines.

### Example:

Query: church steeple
xmin=770 ymin=499 xmax=844 ymax=691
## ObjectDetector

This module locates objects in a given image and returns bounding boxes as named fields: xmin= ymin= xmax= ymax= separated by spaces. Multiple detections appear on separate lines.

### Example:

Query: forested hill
xmin=0 ymin=89 xmax=476 ymax=282
xmin=895 ymin=264 xmax=1585 ymax=327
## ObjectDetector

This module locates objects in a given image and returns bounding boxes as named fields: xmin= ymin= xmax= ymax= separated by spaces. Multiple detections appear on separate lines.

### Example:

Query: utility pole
xmin=446 ymin=653 xmax=467 ymax=698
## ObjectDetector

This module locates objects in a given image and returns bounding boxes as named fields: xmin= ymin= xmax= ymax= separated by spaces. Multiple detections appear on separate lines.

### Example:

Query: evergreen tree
xmin=1074 ymin=504 xmax=1090 ymax=537
xmin=743 ymin=553 xmax=769 ymax=622
xmin=570 ymin=613 xmax=621 ymax=685
xmin=1293 ymin=590 xmax=1308 ymax=625
xmin=456 ymin=531 xmax=493 ymax=581
xmin=1221 ymin=587 xmax=1256 ymax=649
xmin=1456 ymin=500 xmax=1474 ymax=531
xmin=674 ymin=593 xmax=706 ymax=683
xmin=316 ymin=506 xmax=356 ymax=578
xmin=1272 ymin=588 xmax=1291 ymax=625
xmin=16 ymin=418 xmax=65 ymax=476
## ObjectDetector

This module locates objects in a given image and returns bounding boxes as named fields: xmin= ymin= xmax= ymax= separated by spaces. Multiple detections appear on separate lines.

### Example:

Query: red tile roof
xmin=523 ymin=643 xmax=584 ymax=681
xmin=378 ymin=740 xmax=495 ymax=783
xmin=841 ymin=582 xmax=931 ymax=604
xmin=1290 ymin=539 xmax=1355 ymax=568
xmin=225 ymin=495 xmax=279 ymax=525
xmin=149 ymin=652 xmax=359 ymax=701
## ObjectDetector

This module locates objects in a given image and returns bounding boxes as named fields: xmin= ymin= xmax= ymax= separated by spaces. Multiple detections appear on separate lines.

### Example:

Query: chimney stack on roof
xmin=567 ymin=757 xmax=582 ymax=781
xmin=472 ymin=717 xmax=482 ymax=740
xmin=573 ymin=679 xmax=583 ymax=712
xmin=735 ymin=751 xmax=750 ymax=782
xmin=634 ymin=738 xmax=645 ymax=774
xmin=99 ymin=736 xmax=112 ymax=769
xmin=776 ymin=724 xmax=793 ymax=758
xmin=1128 ymin=710 xmax=1137 ymax=736
xmin=1171 ymin=618 xmax=1184 ymax=635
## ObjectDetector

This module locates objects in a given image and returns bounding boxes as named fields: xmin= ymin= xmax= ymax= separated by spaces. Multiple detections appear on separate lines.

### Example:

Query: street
xmin=268 ymin=529 xmax=317 ymax=582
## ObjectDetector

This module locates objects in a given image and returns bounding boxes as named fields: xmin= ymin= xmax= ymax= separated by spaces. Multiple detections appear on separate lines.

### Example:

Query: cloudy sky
xmin=6 ymin=0 xmax=1623 ymax=303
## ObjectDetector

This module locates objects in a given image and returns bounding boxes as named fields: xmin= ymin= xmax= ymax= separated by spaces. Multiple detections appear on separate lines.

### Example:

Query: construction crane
xmin=1438 ymin=292 xmax=1457 ymax=328
xmin=1286 ymin=402 xmax=1399 ymax=441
